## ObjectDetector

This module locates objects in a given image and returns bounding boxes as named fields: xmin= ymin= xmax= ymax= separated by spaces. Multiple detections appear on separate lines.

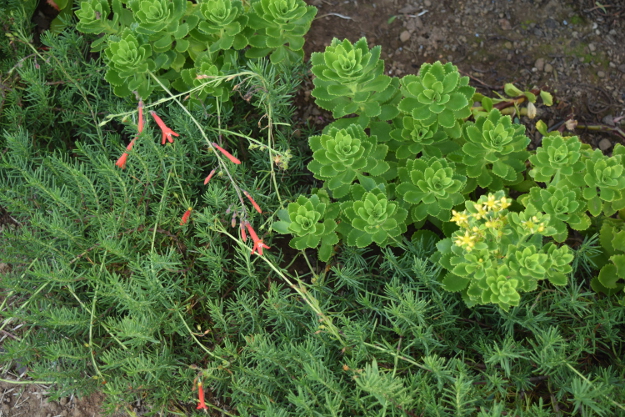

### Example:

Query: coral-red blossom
xmin=244 ymin=221 xmax=270 ymax=256
xmin=115 ymin=138 xmax=137 ymax=169
xmin=212 ymin=142 xmax=241 ymax=164
xmin=240 ymin=222 xmax=247 ymax=241
xmin=196 ymin=381 xmax=208 ymax=410
xmin=150 ymin=111 xmax=179 ymax=144
xmin=204 ymin=169 xmax=216 ymax=185
xmin=180 ymin=208 xmax=193 ymax=225
xmin=137 ymin=100 xmax=144 ymax=133
xmin=243 ymin=191 xmax=262 ymax=214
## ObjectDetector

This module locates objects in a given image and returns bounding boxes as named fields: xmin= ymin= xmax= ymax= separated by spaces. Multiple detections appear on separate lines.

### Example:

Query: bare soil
xmin=299 ymin=0 xmax=625 ymax=150
xmin=3 ymin=0 xmax=624 ymax=416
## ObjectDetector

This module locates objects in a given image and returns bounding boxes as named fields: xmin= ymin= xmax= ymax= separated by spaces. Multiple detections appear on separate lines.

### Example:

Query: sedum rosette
xmin=398 ymin=61 xmax=475 ymax=138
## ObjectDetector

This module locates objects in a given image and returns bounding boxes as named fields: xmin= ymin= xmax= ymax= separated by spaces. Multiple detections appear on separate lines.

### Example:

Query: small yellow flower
xmin=454 ymin=231 xmax=476 ymax=249
xmin=450 ymin=210 xmax=469 ymax=226
xmin=499 ymin=197 xmax=511 ymax=210
xmin=473 ymin=203 xmax=488 ymax=219
xmin=484 ymin=194 xmax=498 ymax=210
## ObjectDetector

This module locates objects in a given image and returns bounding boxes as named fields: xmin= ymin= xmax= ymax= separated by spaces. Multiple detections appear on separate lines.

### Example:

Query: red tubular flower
xmin=240 ymin=222 xmax=247 ymax=241
xmin=204 ymin=169 xmax=216 ymax=185
xmin=180 ymin=207 xmax=193 ymax=225
xmin=115 ymin=138 xmax=137 ymax=169
xmin=212 ymin=142 xmax=241 ymax=165
xmin=244 ymin=221 xmax=270 ymax=256
xmin=137 ymin=100 xmax=144 ymax=133
xmin=150 ymin=111 xmax=179 ymax=144
xmin=243 ymin=191 xmax=262 ymax=214
xmin=196 ymin=381 xmax=208 ymax=410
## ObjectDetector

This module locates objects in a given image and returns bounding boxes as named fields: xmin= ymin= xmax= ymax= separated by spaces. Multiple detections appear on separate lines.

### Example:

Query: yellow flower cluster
xmin=450 ymin=194 xmax=512 ymax=251
xmin=521 ymin=215 xmax=546 ymax=233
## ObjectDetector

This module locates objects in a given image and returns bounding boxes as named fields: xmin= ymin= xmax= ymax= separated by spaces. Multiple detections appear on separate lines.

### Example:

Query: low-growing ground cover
xmin=0 ymin=0 xmax=624 ymax=416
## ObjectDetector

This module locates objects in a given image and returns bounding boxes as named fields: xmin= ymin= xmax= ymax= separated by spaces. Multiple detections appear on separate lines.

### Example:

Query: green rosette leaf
xmin=396 ymin=157 xmax=466 ymax=222
xmin=459 ymin=109 xmax=529 ymax=188
xmin=528 ymin=135 xmax=585 ymax=184
xmin=341 ymin=190 xmax=407 ymax=247
xmin=273 ymin=194 xmax=339 ymax=262
xmin=398 ymin=61 xmax=475 ymax=138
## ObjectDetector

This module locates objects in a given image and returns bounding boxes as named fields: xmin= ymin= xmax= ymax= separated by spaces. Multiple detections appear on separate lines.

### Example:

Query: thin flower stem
xmin=216 ymin=223 xmax=344 ymax=346
xmin=147 ymin=72 xmax=250 ymax=217
xmin=0 ymin=377 xmax=55 ymax=385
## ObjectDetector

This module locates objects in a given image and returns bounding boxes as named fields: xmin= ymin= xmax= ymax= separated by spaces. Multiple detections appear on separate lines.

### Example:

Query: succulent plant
xmin=398 ymin=61 xmax=475 ymax=138
xmin=528 ymin=135 xmax=585 ymax=184
xmin=524 ymin=184 xmax=590 ymax=242
xmin=389 ymin=116 xmax=450 ymax=158
xmin=273 ymin=193 xmax=339 ymax=262
xmin=396 ymin=157 xmax=466 ymax=222
xmin=129 ymin=0 xmax=186 ymax=35
xmin=339 ymin=189 xmax=408 ymax=248
xmin=581 ymin=149 xmax=625 ymax=216
xmin=591 ymin=219 xmax=625 ymax=305
xmin=76 ymin=0 xmax=123 ymax=51
xmin=197 ymin=0 xmax=249 ymax=52
xmin=307 ymin=124 xmax=389 ymax=198
xmin=247 ymin=0 xmax=317 ymax=64
xmin=311 ymin=37 xmax=397 ymax=121
xmin=104 ymin=31 xmax=156 ymax=97
xmin=434 ymin=192 xmax=573 ymax=310
xmin=459 ymin=109 xmax=529 ymax=189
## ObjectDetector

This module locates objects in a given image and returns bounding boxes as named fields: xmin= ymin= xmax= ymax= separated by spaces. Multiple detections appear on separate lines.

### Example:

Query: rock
xmin=398 ymin=4 xmax=419 ymax=14
xmin=588 ymin=43 xmax=596 ymax=52
xmin=618 ymin=64 xmax=625 ymax=73
xmin=597 ymin=70 xmax=606 ymax=78
xmin=504 ymin=41 xmax=513 ymax=49
xmin=534 ymin=58 xmax=545 ymax=72
xmin=603 ymin=115 xmax=615 ymax=126
xmin=60 ymin=397 xmax=69 ymax=406
xmin=544 ymin=63 xmax=553 ymax=73
xmin=499 ymin=19 xmax=512 ymax=30
xmin=424 ymin=0 xmax=432 ymax=6
xmin=400 ymin=30 xmax=412 ymax=42
xmin=599 ymin=138 xmax=612 ymax=151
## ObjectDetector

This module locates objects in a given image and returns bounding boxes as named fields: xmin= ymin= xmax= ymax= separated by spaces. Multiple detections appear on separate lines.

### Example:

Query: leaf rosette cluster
xmin=197 ymin=0 xmax=249 ymax=52
xmin=523 ymin=185 xmax=590 ymax=241
xmin=591 ymin=219 xmax=625 ymax=305
xmin=104 ymin=31 xmax=155 ymax=97
xmin=247 ymin=0 xmax=317 ymax=64
xmin=396 ymin=157 xmax=466 ymax=222
xmin=307 ymin=124 xmax=389 ymax=198
xmin=398 ymin=61 xmax=475 ymax=138
xmin=339 ymin=188 xmax=408 ymax=248
xmin=434 ymin=192 xmax=573 ymax=310
xmin=528 ymin=135 xmax=584 ymax=183
xmin=311 ymin=38 xmax=398 ymax=120
xmin=273 ymin=193 xmax=339 ymax=262
xmin=581 ymin=149 xmax=625 ymax=216
xmin=458 ymin=109 xmax=529 ymax=189
xmin=389 ymin=116 xmax=448 ymax=157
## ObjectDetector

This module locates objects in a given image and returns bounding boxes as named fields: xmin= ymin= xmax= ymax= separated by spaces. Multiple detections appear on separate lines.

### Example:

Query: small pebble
xmin=588 ymin=43 xmax=596 ymax=52
xmin=544 ymin=63 xmax=553 ymax=73
xmin=399 ymin=30 xmax=411 ymax=42
xmin=424 ymin=0 xmax=432 ymax=6
xmin=504 ymin=41 xmax=512 ymax=49
xmin=597 ymin=71 xmax=606 ymax=78
xmin=618 ymin=64 xmax=625 ymax=73
xmin=534 ymin=58 xmax=545 ymax=72
xmin=598 ymin=138 xmax=612 ymax=151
